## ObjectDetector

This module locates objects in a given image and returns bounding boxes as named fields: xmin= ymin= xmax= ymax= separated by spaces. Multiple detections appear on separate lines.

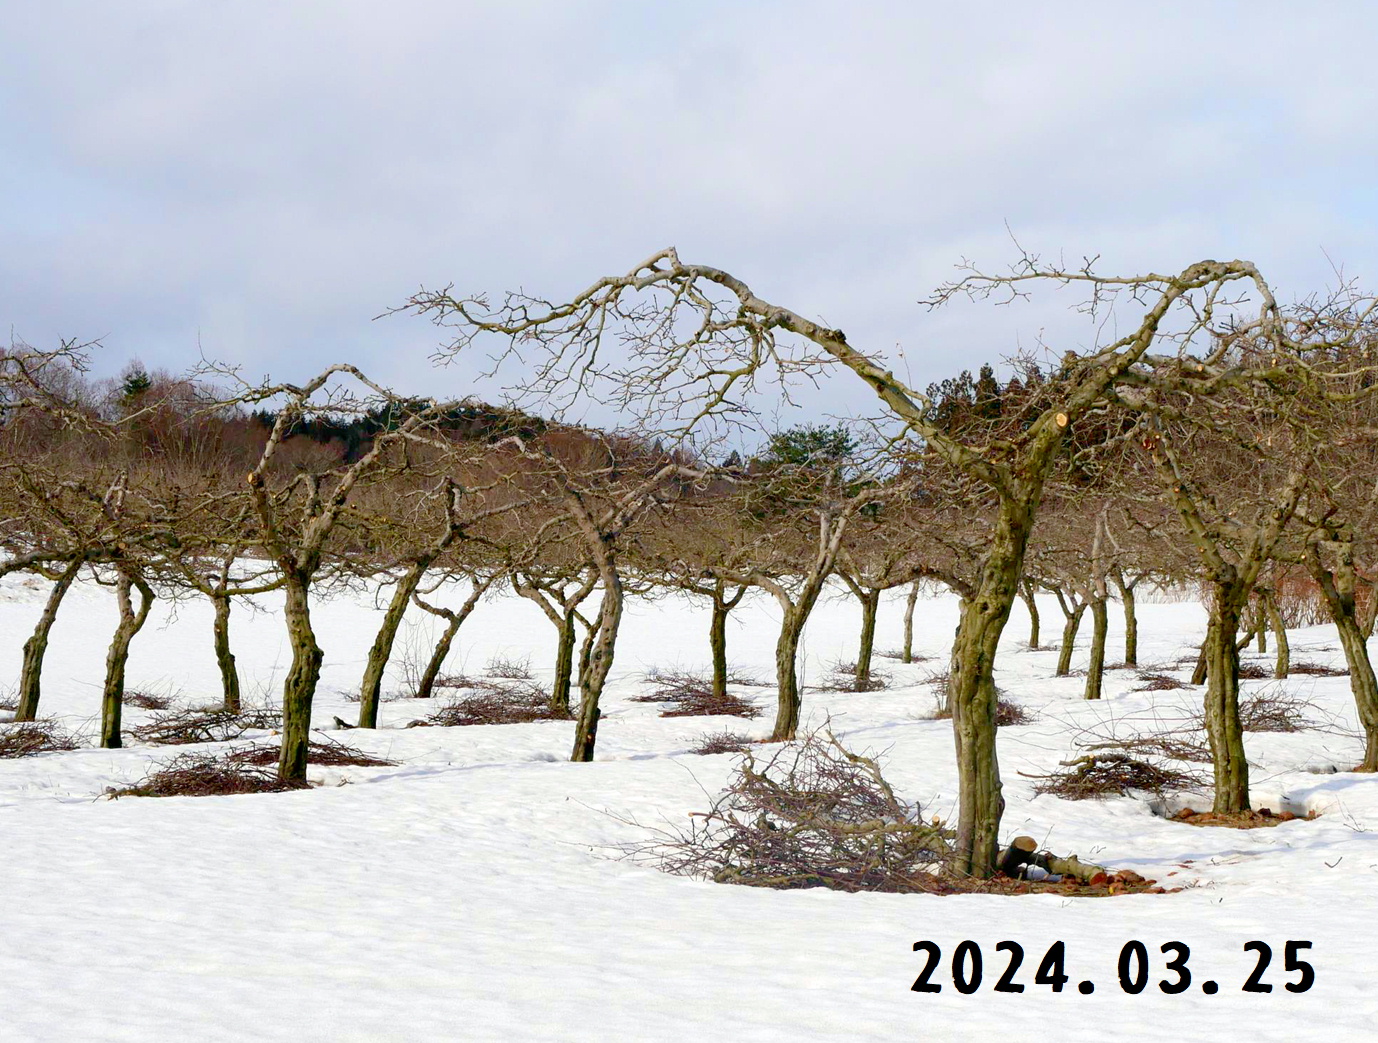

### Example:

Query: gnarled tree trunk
xmin=771 ymin=604 xmax=808 ymax=741
xmin=1305 ymin=539 xmax=1378 ymax=770
xmin=212 ymin=591 xmax=241 ymax=712
xmin=1203 ymin=580 xmax=1250 ymax=814
xmin=15 ymin=558 xmax=84 ymax=722
xmin=948 ymin=507 xmax=1027 ymax=878
xmin=1110 ymin=572 xmax=1138 ymax=667
xmin=278 ymin=573 xmax=324 ymax=782
xmin=1263 ymin=589 xmax=1289 ymax=679
xmin=1018 ymin=580 xmax=1040 ymax=650
xmin=100 ymin=568 xmax=153 ymax=748
xmin=1083 ymin=596 xmax=1108 ymax=700
xmin=902 ymin=581 xmax=920 ymax=663
xmin=1055 ymin=601 xmax=1085 ymax=677
xmin=855 ymin=587 xmax=881 ymax=687
xmin=411 ymin=580 xmax=490 ymax=701
xmin=572 ymin=577 xmax=622 ymax=762
xmin=358 ymin=559 xmax=431 ymax=728
xmin=707 ymin=580 xmax=746 ymax=700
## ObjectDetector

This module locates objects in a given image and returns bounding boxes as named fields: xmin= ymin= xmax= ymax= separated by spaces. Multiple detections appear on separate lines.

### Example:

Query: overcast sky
xmin=3 ymin=1 xmax=1376 ymax=426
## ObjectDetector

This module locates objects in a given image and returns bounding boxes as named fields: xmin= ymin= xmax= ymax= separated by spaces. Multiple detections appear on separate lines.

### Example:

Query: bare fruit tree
xmin=402 ymin=249 xmax=1282 ymax=876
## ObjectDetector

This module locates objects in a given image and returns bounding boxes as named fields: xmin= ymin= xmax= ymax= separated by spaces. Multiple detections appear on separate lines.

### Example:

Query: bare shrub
xmin=1028 ymin=753 xmax=1205 ymax=800
xmin=122 ymin=689 xmax=174 ymax=710
xmin=340 ymin=687 xmax=409 ymax=704
xmin=923 ymin=668 xmax=950 ymax=702
xmin=0 ymin=720 xmax=82 ymax=758
xmin=414 ymin=680 xmax=569 ymax=726
xmin=430 ymin=674 xmax=492 ymax=691
xmin=1075 ymin=709 xmax=1214 ymax=764
xmin=661 ymin=691 xmax=761 ymax=719
xmin=690 ymin=731 xmax=755 ymax=756
xmin=1273 ymin=572 xmax=1330 ymax=628
xmin=1085 ymin=732 xmax=1212 ymax=763
xmin=1237 ymin=691 xmax=1316 ymax=732
xmin=642 ymin=729 xmax=951 ymax=892
xmin=111 ymin=751 xmax=309 ymax=798
xmin=129 ymin=708 xmax=281 ymax=746
xmin=224 ymin=737 xmax=394 ymax=768
xmin=1133 ymin=672 xmax=1191 ymax=691
xmin=815 ymin=660 xmax=891 ymax=693
xmin=634 ymin=668 xmax=762 ymax=718
xmin=634 ymin=666 xmax=708 ymax=700
xmin=876 ymin=648 xmax=931 ymax=662
xmin=995 ymin=697 xmax=1036 ymax=726
xmin=726 ymin=668 xmax=770 ymax=687
xmin=927 ymin=685 xmax=1034 ymax=727
xmin=1289 ymin=661 xmax=1348 ymax=677
xmin=485 ymin=653 xmax=533 ymax=679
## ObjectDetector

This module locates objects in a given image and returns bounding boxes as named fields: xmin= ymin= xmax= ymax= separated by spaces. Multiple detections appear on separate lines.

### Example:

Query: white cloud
xmin=1 ymin=0 xmax=1375 ymax=427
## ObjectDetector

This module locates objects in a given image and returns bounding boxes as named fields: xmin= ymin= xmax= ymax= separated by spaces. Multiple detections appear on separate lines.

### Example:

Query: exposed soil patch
xmin=1169 ymin=806 xmax=1318 ymax=829
xmin=979 ymin=871 xmax=1174 ymax=897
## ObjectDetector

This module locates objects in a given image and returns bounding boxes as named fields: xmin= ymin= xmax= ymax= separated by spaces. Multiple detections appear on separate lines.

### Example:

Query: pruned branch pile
xmin=647 ymin=729 xmax=950 ymax=892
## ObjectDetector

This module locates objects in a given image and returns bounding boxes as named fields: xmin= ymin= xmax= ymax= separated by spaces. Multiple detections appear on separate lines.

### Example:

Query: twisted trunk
xmin=577 ymin=614 xmax=600 ymax=692
xmin=1019 ymin=581 xmax=1040 ymax=649
xmin=278 ymin=573 xmax=323 ymax=782
xmin=416 ymin=611 xmax=461 ymax=700
xmin=1111 ymin=574 xmax=1138 ymax=667
xmin=902 ymin=581 xmax=920 ymax=663
xmin=1055 ymin=603 xmax=1085 ymax=677
xmin=1192 ymin=642 xmax=1209 ymax=685
xmin=411 ymin=580 xmax=489 ymax=701
xmin=1204 ymin=581 xmax=1250 ymax=814
xmin=15 ymin=558 xmax=84 ymax=722
xmin=572 ymin=577 xmax=622 ymax=762
xmin=1304 ymin=542 xmax=1378 ymax=770
xmin=1083 ymin=596 xmax=1108 ymax=700
xmin=212 ymin=591 xmax=241 ymax=712
xmin=948 ymin=503 xmax=1028 ymax=878
xmin=1263 ymin=589 xmax=1289 ymax=679
xmin=358 ymin=559 xmax=432 ymax=728
xmin=855 ymin=587 xmax=881 ymax=687
xmin=100 ymin=568 xmax=153 ymax=748
xmin=709 ymin=595 xmax=730 ymax=700
xmin=771 ymin=605 xmax=807 ymax=741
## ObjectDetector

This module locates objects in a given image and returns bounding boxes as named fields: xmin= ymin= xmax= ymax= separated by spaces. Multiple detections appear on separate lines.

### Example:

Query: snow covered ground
xmin=2 ymin=572 xmax=1375 ymax=1042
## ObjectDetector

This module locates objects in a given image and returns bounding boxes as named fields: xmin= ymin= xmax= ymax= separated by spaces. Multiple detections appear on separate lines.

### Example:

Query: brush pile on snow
xmin=650 ymin=729 xmax=950 ymax=892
